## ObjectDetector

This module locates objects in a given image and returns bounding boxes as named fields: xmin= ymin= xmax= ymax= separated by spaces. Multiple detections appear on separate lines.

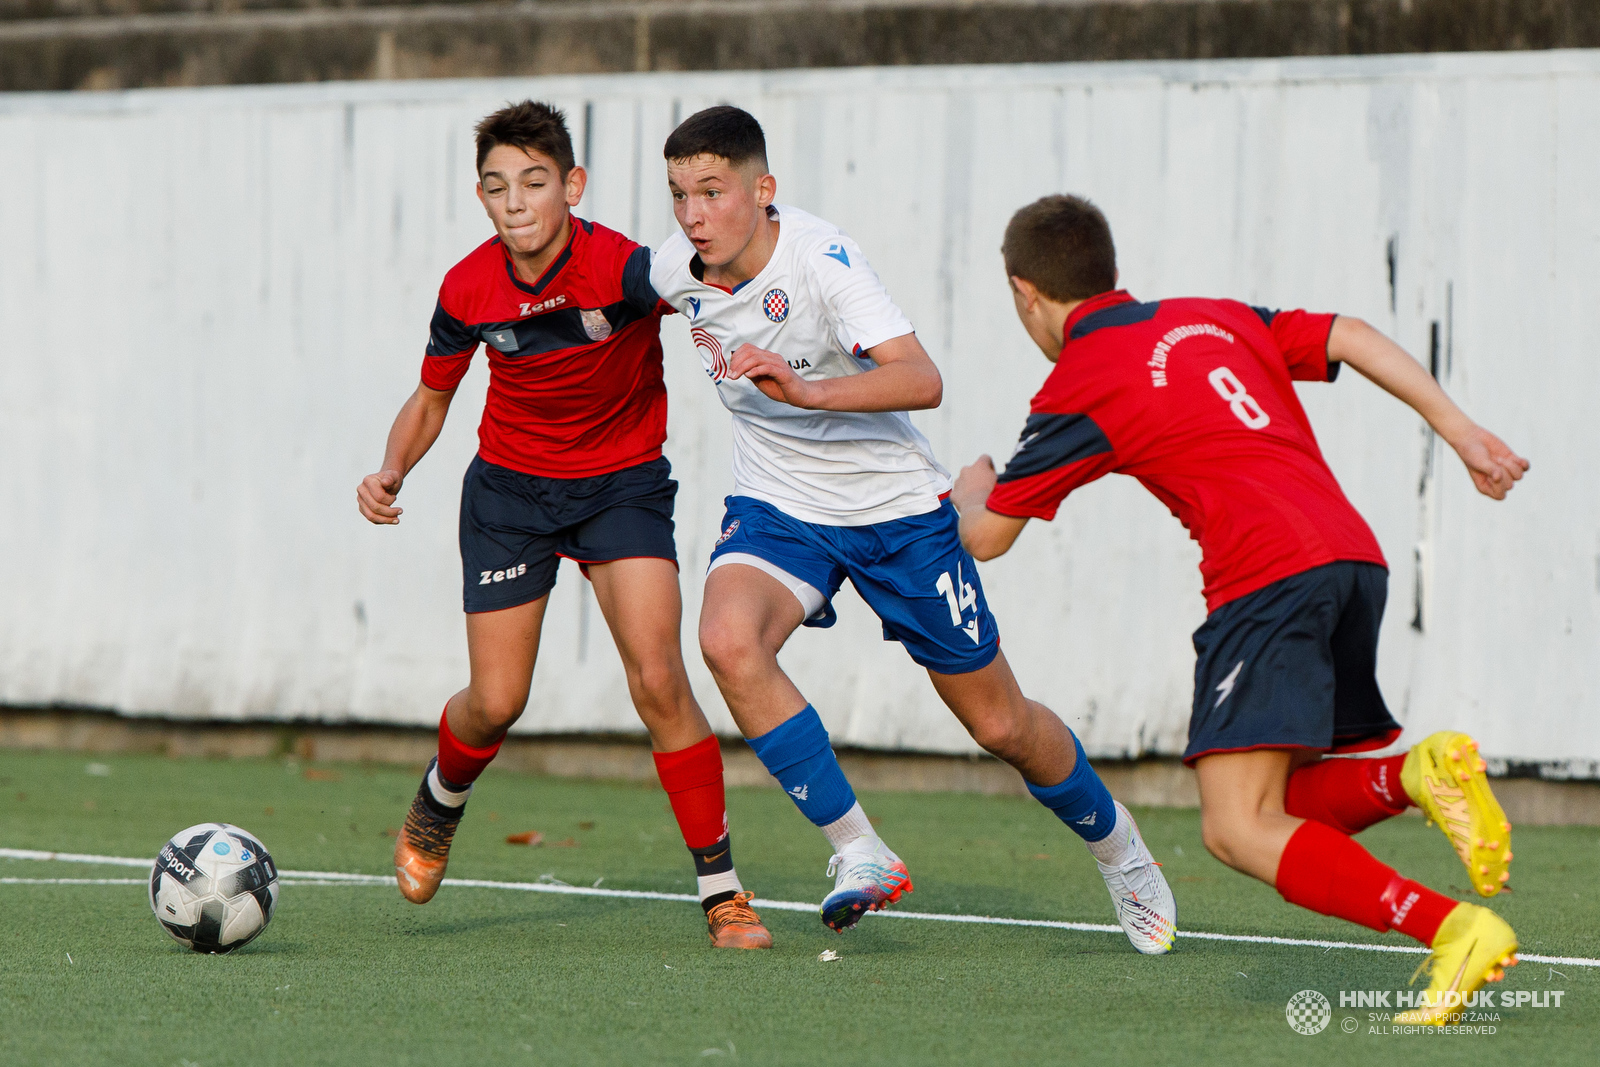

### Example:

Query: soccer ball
xmin=148 ymin=823 xmax=279 ymax=953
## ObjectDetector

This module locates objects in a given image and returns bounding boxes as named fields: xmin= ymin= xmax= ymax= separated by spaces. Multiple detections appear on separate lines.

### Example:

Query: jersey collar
xmin=500 ymin=213 xmax=585 ymax=296
xmin=1062 ymin=290 xmax=1135 ymax=345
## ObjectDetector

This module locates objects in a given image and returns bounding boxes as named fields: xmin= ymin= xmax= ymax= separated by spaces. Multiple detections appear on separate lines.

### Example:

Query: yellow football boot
xmin=1402 ymin=732 xmax=1512 ymax=897
xmin=1395 ymin=903 xmax=1517 ymax=1025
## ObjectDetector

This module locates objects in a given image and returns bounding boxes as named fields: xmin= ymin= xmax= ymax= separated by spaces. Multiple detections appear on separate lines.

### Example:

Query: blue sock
xmin=1027 ymin=732 xmax=1117 ymax=843
xmin=746 ymin=705 xmax=858 ymax=827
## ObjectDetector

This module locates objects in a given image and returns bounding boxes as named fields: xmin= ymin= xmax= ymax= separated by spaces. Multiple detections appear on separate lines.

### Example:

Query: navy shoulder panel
xmin=622 ymin=246 xmax=659 ymax=313
xmin=996 ymin=412 xmax=1113 ymax=483
xmin=1249 ymin=305 xmax=1278 ymax=328
xmin=1069 ymin=300 xmax=1160 ymax=340
xmin=425 ymin=299 xmax=479 ymax=357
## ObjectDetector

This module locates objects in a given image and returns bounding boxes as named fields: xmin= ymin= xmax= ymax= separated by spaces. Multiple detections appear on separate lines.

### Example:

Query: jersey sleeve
xmin=985 ymin=411 xmax=1118 ymax=520
xmin=622 ymin=245 xmax=674 ymax=318
xmin=1250 ymin=307 xmax=1340 ymax=382
xmin=812 ymin=234 xmax=914 ymax=354
xmin=420 ymin=295 xmax=479 ymax=391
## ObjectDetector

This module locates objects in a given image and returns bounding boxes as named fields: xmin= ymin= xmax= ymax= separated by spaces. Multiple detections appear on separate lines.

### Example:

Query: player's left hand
xmin=952 ymin=455 xmax=999 ymax=513
xmin=727 ymin=344 xmax=816 ymax=408
xmin=1450 ymin=425 xmax=1529 ymax=500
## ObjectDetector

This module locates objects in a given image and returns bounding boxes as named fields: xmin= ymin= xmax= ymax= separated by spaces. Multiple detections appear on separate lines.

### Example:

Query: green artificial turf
xmin=2 ymin=749 xmax=1597 ymax=1066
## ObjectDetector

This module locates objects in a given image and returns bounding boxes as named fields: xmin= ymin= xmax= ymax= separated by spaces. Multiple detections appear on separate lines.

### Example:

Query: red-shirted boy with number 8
xmin=952 ymin=195 xmax=1529 ymax=1022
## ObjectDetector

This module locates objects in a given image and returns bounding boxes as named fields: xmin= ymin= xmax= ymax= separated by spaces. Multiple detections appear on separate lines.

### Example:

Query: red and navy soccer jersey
xmin=421 ymin=217 xmax=670 ymax=479
xmin=986 ymin=290 xmax=1386 ymax=612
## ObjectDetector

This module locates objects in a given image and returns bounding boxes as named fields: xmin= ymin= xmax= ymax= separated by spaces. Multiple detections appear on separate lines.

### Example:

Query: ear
xmin=565 ymin=165 xmax=588 ymax=207
xmin=755 ymin=172 xmax=777 ymax=209
xmin=475 ymin=181 xmax=489 ymax=213
xmin=1009 ymin=275 xmax=1042 ymax=309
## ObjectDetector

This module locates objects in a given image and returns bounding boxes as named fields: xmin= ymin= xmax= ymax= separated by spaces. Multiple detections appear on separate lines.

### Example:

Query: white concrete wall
xmin=2 ymin=52 xmax=1596 ymax=767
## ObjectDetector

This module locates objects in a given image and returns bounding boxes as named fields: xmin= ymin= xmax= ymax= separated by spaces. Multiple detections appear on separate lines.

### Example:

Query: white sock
xmin=427 ymin=764 xmax=472 ymax=810
xmin=1084 ymin=802 xmax=1141 ymax=868
xmin=698 ymin=870 xmax=744 ymax=902
xmin=821 ymin=801 xmax=877 ymax=852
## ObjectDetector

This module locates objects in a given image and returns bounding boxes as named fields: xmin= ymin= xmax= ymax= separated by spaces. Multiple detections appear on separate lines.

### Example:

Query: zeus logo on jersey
xmin=480 ymin=562 xmax=529 ymax=585
xmin=518 ymin=295 xmax=566 ymax=316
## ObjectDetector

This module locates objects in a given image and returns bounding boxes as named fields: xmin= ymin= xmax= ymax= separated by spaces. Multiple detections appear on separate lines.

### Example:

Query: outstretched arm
xmin=1328 ymin=316 xmax=1529 ymax=500
xmin=356 ymin=383 xmax=457 ymax=525
xmin=951 ymin=456 xmax=1029 ymax=561
xmin=724 ymin=332 xmax=943 ymax=412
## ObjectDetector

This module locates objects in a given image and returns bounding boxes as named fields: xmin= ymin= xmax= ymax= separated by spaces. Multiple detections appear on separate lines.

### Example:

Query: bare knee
xmin=463 ymin=687 xmax=527 ymax=737
xmin=965 ymin=706 xmax=1030 ymax=764
xmin=1200 ymin=810 xmax=1254 ymax=870
xmin=627 ymin=655 xmax=690 ymax=717
xmin=699 ymin=618 xmax=771 ymax=685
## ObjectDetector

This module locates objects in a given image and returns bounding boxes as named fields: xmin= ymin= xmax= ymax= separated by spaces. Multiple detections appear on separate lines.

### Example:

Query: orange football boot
xmin=394 ymin=770 xmax=463 ymax=904
xmin=706 ymin=891 xmax=773 ymax=949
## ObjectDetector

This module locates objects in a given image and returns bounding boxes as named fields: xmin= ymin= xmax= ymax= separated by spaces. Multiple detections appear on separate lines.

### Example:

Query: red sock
xmin=436 ymin=708 xmax=504 ymax=786
xmin=653 ymin=735 xmax=729 ymax=850
xmin=1284 ymin=755 xmax=1409 ymax=835
xmin=1275 ymin=820 xmax=1456 ymax=943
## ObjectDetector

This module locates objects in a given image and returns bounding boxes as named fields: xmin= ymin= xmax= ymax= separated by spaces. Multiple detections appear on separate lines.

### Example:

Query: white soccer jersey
xmin=651 ymin=204 xmax=951 ymax=526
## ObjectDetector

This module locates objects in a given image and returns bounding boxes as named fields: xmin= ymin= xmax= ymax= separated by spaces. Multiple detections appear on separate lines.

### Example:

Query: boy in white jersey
xmin=651 ymin=106 xmax=1176 ymax=950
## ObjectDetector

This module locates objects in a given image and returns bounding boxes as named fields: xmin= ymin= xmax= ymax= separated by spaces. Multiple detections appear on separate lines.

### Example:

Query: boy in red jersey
xmin=356 ymin=102 xmax=769 ymax=950
xmin=953 ymin=195 xmax=1530 ymax=1019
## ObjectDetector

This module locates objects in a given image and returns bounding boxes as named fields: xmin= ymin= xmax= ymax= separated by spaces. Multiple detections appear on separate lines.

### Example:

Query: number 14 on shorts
xmin=935 ymin=564 xmax=982 ymax=645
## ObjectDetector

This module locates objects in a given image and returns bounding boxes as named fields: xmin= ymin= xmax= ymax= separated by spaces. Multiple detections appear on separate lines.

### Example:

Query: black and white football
xmin=148 ymin=823 xmax=279 ymax=953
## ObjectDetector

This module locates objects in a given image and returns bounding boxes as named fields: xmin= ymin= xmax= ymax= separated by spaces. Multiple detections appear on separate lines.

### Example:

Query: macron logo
xmin=1214 ymin=660 xmax=1244 ymax=707
xmin=788 ymin=785 xmax=809 ymax=802
xmin=687 ymin=296 xmax=701 ymax=320
xmin=824 ymin=242 xmax=851 ymax=267
xmin=1076 ymin=812 xmax=1097 ymax=827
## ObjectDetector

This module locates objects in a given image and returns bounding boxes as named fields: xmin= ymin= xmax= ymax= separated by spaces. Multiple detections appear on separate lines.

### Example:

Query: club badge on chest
xmin=580 ymin=308 xmax=612 ymax=341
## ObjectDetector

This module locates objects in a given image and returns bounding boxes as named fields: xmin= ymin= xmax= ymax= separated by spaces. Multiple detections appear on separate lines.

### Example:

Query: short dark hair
xmin=1001 ymin=195 xmax=1117 ymax=303
xmin=663 ymin=105 xmax=768 ymax=171
xmin=474 ymin=100 xmax=575 ymax=177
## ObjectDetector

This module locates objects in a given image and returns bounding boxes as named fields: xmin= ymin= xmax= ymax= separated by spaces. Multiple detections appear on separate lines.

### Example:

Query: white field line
xmin=6 ymin=847 xmax=1598 ymax=968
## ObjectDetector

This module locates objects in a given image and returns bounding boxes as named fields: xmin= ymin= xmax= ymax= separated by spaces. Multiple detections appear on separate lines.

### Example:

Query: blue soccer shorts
xmin=706 ymin=495 xmax=1000 ymax=675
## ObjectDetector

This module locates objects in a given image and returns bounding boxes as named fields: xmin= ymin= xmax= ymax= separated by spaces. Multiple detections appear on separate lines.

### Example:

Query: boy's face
xmin=476 ymin=145 xmax=585 ymax=259
xmin=666 ymin=154 xmax=775 ymax=268
xmin=1010 ymin=277 xmax=1065 ymax=362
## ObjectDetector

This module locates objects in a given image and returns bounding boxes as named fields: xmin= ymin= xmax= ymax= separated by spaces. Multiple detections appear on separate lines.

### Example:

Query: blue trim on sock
xmin=1027 ymin=732 xmax=1117 ymax=843
xmin=746 ymin=705 xmax=858 ymax=827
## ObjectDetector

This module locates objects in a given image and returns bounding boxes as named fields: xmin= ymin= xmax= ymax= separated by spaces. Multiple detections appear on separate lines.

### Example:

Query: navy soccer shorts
xmin=706 ymin=495 xmax=1000 ymax=675
xmin=1183 ymin=560 xmax=1402 ymax=765
xmin=458 ymin=454 xmax=678 ymax=613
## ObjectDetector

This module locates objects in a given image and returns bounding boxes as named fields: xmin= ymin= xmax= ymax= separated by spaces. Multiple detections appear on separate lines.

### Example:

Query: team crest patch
xmin=580 ymin=308 xmax=613 ymax=341
xmin=714 ymin=519 xmax=741 ymax=547
xmin=762 ymin=289 xmax=789 ymax=323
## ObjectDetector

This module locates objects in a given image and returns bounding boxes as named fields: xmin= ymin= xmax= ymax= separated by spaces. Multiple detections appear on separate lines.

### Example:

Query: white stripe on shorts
xmin=708 ymin=552 xmax=828 ymax=620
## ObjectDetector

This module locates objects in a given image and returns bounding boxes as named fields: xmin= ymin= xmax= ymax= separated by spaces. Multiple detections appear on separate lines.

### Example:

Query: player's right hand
xmin=1451 ymin=426 xmax=1528 ymax=501
xmin=358 ymin=469 xmax=406 ymax=524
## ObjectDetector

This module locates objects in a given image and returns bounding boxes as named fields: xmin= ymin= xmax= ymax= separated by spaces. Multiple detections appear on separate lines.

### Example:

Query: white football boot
xmin=820 ymin=835 xmax=913 ymax=932
xmin=1095 ymin=803 xmax=1177 ymax=954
